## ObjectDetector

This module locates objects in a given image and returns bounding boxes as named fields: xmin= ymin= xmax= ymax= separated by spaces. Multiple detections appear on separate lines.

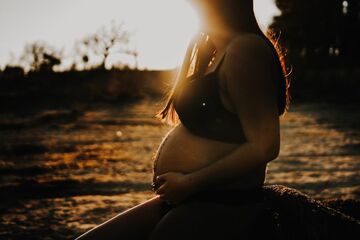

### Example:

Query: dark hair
xmin=266 ymin=29 xmax=291 ymax=116
xmin=155 ymin=31 xmax=291 ymax=126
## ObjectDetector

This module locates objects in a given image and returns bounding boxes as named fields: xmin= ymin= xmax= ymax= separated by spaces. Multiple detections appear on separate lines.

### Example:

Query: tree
xmin=74 ymin=40 xmax=91 ymax=70
xmin=271 ymin=0 xmax=360 ymax=67
xmin=77 ymin=21 xmax=136 ymax=70
xmin=19 ymin=42 xmax=62 ymax=72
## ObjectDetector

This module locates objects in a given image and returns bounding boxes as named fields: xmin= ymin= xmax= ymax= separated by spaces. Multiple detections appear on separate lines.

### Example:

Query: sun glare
xmin=132 ymin=0 xmax=200 ymax=70
xmin=134 ymin=0 xmax=279 ymax=69
xmin=0 ymin=0 xmax=279 ymax=70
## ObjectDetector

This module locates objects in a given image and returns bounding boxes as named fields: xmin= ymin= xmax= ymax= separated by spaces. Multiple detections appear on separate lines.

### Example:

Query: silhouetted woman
xmin=75 ymin=0 xmax=290 ymax=239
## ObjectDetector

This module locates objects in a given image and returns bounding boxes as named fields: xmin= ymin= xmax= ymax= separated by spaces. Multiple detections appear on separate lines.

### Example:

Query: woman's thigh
xmin=149 ymin=201 xmax=264 ymax=240
xmin=75 ymin=195 xmax=171 ymax=240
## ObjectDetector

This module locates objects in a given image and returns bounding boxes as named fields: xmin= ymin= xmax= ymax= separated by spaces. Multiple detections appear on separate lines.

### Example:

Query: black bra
xmin=173 ymin=32 xmax=286 ymax=144
xmin=173 ymin=52 xmax=247 ymax=144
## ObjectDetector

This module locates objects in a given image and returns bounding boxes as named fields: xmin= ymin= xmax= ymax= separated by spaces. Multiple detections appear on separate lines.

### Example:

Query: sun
xmin=134 ymin=0 xmax=200 ymax=70
xmin=134 ymin=0 xmax=279 ymax=70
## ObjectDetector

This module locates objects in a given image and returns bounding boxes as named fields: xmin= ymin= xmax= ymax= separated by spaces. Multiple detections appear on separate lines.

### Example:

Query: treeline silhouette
xmin=271 ymin=0 xmax=360 ymax=102
xmin=1 ymin=21 xmax=138 ymax=76
xmin=0 ymin=21 xmax=175 ymax=112
xmin=0 ymin=68 xmax=175 ymax=114
xmin=1 ymin=2 xmax=360 ymax=105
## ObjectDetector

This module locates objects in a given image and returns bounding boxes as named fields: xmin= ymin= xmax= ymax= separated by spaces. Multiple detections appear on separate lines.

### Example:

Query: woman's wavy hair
xmin=155 ymin=30 xmax=291 ymax=126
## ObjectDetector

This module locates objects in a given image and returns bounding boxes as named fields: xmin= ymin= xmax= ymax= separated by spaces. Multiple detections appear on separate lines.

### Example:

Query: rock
xmin=150 ymin=185 xmax=360 ymax=240
xmin=253 ymin=185 xmax=360 ymax=240
xmin=323 ymin=198 xmax=360 ymax=220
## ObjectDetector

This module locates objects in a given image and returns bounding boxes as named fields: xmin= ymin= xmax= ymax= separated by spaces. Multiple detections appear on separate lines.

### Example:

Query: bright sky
xmin=0 ymin=0 xmax=280 ymax=70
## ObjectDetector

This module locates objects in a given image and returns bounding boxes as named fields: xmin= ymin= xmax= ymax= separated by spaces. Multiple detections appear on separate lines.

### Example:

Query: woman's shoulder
xmin=225 ymin=33 xmax=273 ymax=61
xmin=220 ymin=32 xmax=277 ymax=89
xmin=220 ymin=33 xmax=277 ymax=79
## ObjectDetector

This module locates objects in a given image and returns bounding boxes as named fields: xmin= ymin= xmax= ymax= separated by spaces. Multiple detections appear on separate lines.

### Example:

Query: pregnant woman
xmin=75 ymin=0 xmax=290 ymax=239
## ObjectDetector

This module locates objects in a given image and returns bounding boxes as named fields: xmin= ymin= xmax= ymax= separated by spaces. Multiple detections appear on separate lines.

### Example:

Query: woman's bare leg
xmin=75 ymin=195 xmax=169 ymax=240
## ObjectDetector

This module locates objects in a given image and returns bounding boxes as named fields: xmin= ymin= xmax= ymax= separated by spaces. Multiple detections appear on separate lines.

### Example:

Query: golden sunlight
xmin=133 ymin=0 xmax=279 ymax=69
xmin=0 ymin=0 xmax=279 ymax=70
xmin=130 ymin=0 xmax=200 ymax=70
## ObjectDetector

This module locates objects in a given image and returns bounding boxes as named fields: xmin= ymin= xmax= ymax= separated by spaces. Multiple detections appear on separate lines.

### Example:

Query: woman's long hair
xmin=155 ymin=31 xmax=291 ymax=126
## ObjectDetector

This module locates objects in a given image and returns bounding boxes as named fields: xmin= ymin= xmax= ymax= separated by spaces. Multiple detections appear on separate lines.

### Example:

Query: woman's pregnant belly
xmin=153 ymin=123 xmax=267 ymax=190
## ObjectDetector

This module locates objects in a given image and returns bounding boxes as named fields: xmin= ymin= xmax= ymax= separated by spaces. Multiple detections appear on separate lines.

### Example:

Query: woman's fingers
xmin=155 ymin=183 xmax=167 ymax=195
xmin=156 ymin=183 xmax=176 ymax=204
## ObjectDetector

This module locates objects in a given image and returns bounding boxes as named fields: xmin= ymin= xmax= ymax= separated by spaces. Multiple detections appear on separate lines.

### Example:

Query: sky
xmin=0 ymin=0 xmax=280 ymax=70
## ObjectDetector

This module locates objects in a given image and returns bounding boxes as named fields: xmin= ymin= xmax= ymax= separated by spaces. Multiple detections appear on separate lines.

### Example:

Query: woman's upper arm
xmin=222 ymin=34 xmax=280 ymax=161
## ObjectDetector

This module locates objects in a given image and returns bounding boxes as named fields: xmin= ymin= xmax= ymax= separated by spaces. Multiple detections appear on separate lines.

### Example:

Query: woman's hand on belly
xmin=154 ymin=172 xmax=198 ymax=205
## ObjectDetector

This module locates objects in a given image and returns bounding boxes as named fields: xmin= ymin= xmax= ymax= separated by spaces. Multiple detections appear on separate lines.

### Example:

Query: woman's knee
xmin=74 ymin=196 xmax=168 ymax=240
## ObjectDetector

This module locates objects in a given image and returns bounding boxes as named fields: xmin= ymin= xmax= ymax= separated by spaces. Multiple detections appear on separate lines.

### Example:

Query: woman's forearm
xmin=187 ymin=142 xmax=277 ymax=191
